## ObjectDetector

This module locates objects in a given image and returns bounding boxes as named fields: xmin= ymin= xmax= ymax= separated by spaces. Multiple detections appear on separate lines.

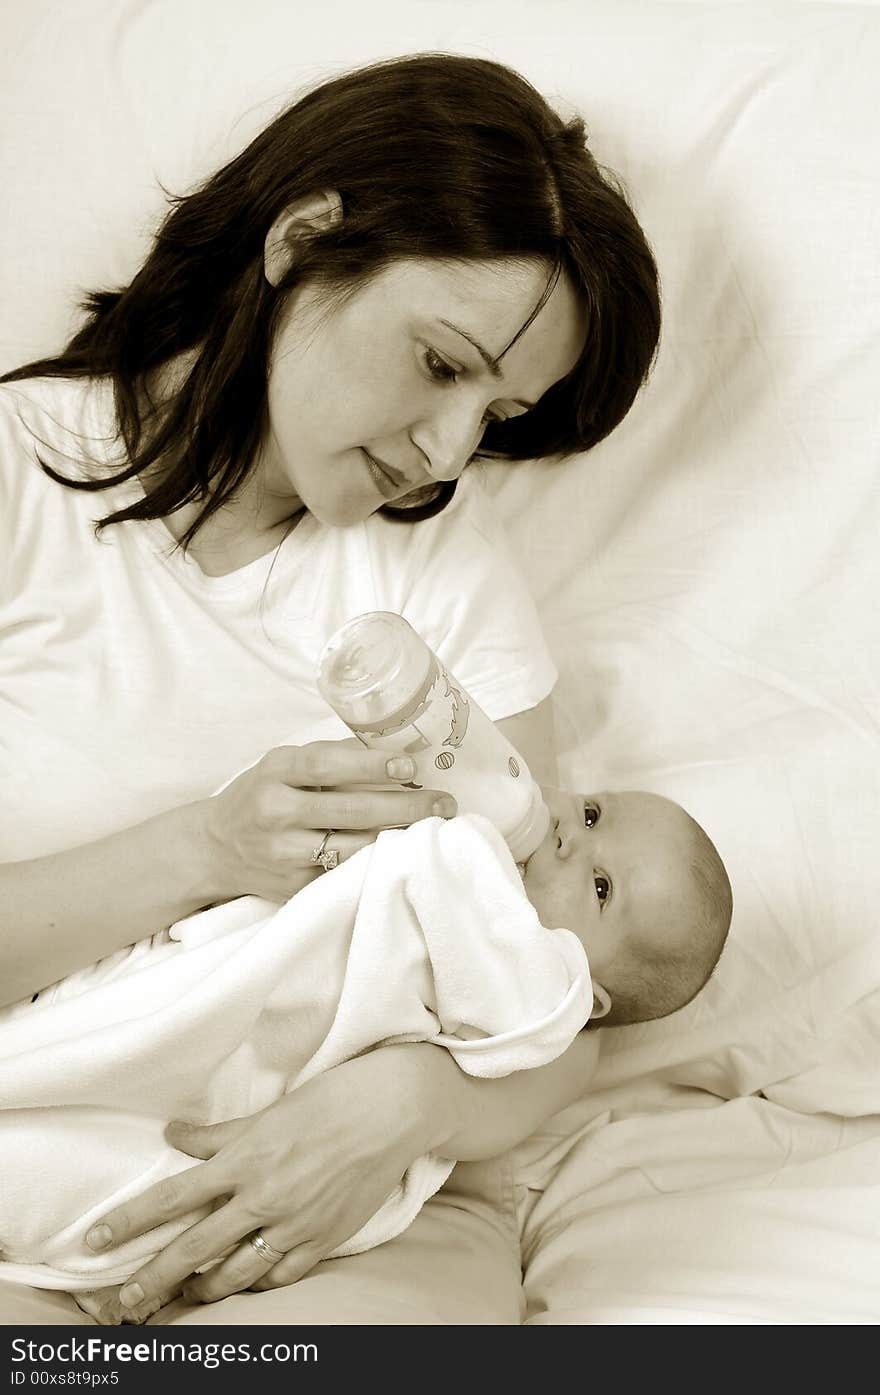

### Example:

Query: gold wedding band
xmin=248 ymin=1231 xmax=286 ymax=1266
xmin=310 ymin=829 xmax=339 ymax=871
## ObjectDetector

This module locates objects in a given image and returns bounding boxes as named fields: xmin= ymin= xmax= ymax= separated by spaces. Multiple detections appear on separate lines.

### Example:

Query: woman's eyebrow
xmin=438 ymin=319 xmax=536 ymax=409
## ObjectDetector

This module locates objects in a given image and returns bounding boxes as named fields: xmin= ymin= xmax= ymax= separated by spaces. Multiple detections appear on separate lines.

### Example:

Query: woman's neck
xmin=159 ymin=484 xmax=305 ymax=576
xmin=142 ymin=352 xmax=306 ymax=574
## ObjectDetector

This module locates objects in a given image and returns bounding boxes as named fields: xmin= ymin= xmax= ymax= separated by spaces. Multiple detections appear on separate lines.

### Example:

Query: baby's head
xmin=521 ymin=788 xmax=732 ymax=1027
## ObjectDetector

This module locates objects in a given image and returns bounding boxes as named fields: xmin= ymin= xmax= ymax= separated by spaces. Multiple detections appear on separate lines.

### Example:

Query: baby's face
xmin=521 ymin=788 xmax=702 ymax=982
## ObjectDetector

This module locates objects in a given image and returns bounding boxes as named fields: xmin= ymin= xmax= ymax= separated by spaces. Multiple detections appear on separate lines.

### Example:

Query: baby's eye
xmin=594 ymin=872 xmax=612 ymax=908
xmin=583 ymin=801 xmax=601 ymax=828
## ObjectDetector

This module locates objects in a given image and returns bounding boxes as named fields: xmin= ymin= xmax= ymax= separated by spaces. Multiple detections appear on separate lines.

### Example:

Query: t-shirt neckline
xmin=75 ymin=377 xmax=321 ymax=599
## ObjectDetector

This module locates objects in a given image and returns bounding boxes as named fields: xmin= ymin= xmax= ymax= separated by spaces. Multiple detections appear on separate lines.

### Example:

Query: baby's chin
xmin=516 ymin=852 xmax=540 ymax=888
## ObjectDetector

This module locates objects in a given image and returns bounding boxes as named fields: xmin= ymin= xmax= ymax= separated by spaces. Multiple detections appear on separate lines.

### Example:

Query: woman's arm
xmin=0 ymin=704 xmax=550 ymax=1006
xmin=496 ymin=696 xmax=559 ymax=787
xmin=0 ymin=742 xmax=450 ymax=1006
xmin=0 ymin=801 xmax=214 ymax=1006
xmin=427 ymin=1029 xmax=598 ymax=1161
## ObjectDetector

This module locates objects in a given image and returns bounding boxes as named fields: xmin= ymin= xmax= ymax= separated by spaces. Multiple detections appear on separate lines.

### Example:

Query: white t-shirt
xmin=0 ymin=376 xmax=556 ymax=861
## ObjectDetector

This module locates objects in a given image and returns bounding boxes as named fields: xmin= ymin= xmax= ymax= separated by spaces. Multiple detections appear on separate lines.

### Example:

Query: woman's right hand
xmin=83 ymin=1043 xmax=454 ymax=1319
xmin=198 ymin=740 xmax=457 ymax=903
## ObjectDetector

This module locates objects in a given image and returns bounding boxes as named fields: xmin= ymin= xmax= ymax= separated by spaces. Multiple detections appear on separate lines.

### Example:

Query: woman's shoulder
xmin=0 ymin=373 xmax=117 ymax=449
xmin=0 ymin=371 xmax=119 ymax=524
xmin=0 ymin=374 xmax=119 ymax=497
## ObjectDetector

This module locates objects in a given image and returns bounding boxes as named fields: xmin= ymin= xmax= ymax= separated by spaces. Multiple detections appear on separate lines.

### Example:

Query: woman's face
xmin=259 ymin=257 xmax=586 ymax=527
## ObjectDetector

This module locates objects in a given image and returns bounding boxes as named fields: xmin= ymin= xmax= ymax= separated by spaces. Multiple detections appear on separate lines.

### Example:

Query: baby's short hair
xmin=601 ymin=813 xmax=733 ymax=1028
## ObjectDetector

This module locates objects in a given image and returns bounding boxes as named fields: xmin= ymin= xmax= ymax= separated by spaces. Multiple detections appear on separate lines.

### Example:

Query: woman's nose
xmin=411 ymin=403 xmax=485 ymax=482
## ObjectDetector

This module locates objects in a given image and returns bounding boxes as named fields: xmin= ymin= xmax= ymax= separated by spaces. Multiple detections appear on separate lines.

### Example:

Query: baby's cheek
xmin=525 ymin=880 xmax=567 ymax=929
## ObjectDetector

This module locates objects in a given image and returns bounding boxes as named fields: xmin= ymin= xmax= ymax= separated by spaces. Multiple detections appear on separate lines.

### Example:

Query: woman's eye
xmin=594 ymin=872 xmax=612 ymax=907
xmin=423 ymin=346 xmax=515 ymax=427
xmin=423 ymin=347 xmax=459 ymax=383
xmin=584 ymin=801 xmax=601 ymax=828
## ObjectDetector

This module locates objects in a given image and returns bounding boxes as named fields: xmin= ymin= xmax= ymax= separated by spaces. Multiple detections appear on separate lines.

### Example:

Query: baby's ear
xmin=590 ymin=983 xmax=612 ymax=1021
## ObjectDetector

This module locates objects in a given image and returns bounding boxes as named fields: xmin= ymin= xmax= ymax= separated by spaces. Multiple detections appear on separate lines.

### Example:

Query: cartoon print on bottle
xmin=317 ymin=611 xmax=550 ymax=862
xmin=359 ymin=660 xmax=469 ymax=786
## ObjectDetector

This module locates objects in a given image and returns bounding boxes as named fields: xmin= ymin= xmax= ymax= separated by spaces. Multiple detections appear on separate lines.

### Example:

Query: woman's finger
xmin=298 ymin=828 xmax=377 ymax=865
xmin=85 ymin=1160 xmax=227 ymax=1254
xmin=294 ymin=786 xmax=455 ymax=832
xmin=114 ymin=1201 xmax=255 ymax=1314
xmin=269 ymin=742 xmax=421 ymax=789
xmin=248 ymin=1243 xmax=324 ymax=1292
xmin=165 ymin=1116 xmax=250 ymax=1159
xmin=182 ymin=1229 xmax=293 ymax=1304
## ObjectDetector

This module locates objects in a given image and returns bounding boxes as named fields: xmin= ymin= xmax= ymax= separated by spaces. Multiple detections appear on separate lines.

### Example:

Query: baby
xmin=0 ymin=785 xmax=731 ymax=1324
xmin=525 ymin=785 xmax=733 ymax=1028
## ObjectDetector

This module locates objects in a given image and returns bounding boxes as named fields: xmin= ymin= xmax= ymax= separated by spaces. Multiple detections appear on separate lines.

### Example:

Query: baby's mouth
xmin=519 ymin=809 xmax=564 ymax=879
xmin=517 ymin=821 xmax=557 ymax=877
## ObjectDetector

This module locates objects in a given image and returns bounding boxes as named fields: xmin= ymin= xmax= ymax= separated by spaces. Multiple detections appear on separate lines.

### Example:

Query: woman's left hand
xmin=85 ymin=1046 xmax=451 ymax=1316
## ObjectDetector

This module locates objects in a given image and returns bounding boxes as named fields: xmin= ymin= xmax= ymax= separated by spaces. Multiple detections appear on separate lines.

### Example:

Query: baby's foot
xmin=75 ymin=1285 xmax=173 ymax=1326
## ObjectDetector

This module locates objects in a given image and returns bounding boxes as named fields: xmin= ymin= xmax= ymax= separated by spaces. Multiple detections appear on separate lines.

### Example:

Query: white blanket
xmin=0 ymin=814 xmax=591 ymax=1290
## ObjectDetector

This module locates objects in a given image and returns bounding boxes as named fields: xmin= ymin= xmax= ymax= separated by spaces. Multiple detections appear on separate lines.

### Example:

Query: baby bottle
xmin=316 ymin=611 xmax=551 ymax=863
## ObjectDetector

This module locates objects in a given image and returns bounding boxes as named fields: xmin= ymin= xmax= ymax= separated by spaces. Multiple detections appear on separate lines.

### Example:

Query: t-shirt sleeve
xmin=0 ymin=385 xmax=33 ymax=603
xmin=365 ymin=466 xmax=557 ymax=722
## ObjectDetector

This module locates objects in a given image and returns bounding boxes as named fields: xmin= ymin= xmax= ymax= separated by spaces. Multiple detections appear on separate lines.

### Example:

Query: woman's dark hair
xmin=1 ymin=52 xmax=661 ymax=545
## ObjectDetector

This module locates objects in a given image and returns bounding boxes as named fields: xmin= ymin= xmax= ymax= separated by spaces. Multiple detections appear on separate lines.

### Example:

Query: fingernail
xmin=386 ymin=756 xmax=415 ymax=780
xmin=86 ymin=1224 xmax=112 ymax=1251
xmin=119 ymin=1283 xmax=144 ymax=1309
xmin=433 ymin=797 xmax=457 ymax=817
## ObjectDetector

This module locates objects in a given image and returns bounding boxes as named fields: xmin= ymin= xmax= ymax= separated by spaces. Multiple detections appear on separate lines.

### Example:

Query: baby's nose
xmin=557 ymin=821 xmax=579 ymax=859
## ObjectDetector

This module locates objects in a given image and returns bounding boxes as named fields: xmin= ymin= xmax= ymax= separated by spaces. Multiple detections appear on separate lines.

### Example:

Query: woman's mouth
xmin=362 ymin=449 xmax=408 ymax=499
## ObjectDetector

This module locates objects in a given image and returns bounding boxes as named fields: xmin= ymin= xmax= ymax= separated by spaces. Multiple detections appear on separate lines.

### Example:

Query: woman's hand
xmin=84 ymin=1045 xmax=458 ymax=1317
xmin=84 ymin=1031 xmax=599 ymax=1318
xmin=199 ymin=741 xmax=456 ymax=903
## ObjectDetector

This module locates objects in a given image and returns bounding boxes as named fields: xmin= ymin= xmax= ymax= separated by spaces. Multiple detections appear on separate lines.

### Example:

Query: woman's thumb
xmin=165 ymin=1116 xmax=246 ymax=1157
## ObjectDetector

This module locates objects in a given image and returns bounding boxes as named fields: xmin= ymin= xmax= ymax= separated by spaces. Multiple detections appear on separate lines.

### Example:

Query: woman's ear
xmin=590 ymin=982 xmax=612 ymax=1021
xmin=263 ymin=190 xmax=344 ymax=286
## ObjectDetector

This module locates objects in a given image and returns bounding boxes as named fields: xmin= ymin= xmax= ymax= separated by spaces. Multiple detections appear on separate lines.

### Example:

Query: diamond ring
xmin=309 ymin=829 xmax=339 ymax=871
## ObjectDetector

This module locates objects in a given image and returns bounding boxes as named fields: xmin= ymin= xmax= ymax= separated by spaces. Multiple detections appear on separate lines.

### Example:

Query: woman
xmin=0 ymin=52 xmax=659 ymax=1324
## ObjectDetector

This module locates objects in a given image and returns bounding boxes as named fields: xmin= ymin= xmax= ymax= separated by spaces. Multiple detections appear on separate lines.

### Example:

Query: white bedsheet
xmin=1 ymin=0 xmax=878 ymax=1323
